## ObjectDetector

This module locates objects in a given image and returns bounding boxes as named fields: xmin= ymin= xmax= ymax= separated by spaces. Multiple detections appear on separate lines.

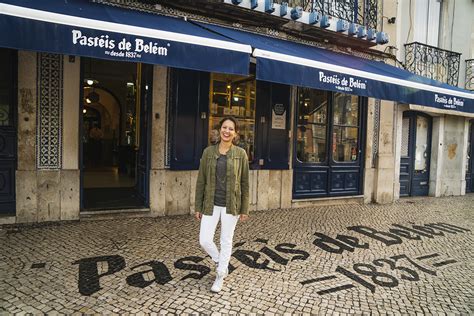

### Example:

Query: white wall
xmin=439 ymin=0 xmax=474 ymax=88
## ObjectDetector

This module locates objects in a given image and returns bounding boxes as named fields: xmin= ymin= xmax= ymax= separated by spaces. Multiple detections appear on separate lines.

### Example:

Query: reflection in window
xmin=332 ymin=93 xmax=359 ymax=162
xmin=414 ymin=115 xmax=429 ymax=171
xmin=209 ymin=73 xmax=256 ymax=161
xmin=401 ymin=118 xmax=410 ymax=157
xmin=296 ymin=88 xmax=328 ymax=163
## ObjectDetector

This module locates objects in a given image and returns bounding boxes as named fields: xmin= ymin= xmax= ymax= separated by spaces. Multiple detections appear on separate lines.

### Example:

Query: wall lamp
xmin=382 ymin=16 xmax=396 ymax=24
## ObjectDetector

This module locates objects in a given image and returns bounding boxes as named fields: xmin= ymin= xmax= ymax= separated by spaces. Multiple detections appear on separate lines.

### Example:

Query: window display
xmin=209 ymin=73 xmax=256 ymax=162
xmin=296 ymin=88 xmax=360 ymax=164
xmin=332 ymin=93 xmax=360 ymax=162
xmin=296 ymin=88 xmax=328 ymax=163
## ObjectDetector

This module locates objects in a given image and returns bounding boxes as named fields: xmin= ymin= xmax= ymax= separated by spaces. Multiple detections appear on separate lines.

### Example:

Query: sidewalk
xmin=1 ymin=195 xmax=473 ymax=314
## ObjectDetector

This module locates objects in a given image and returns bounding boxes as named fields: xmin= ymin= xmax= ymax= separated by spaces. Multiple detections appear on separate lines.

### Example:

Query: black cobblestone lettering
xmin=232 ymin=249 xmax=276 ymax=271
xmin=275 ymin=243 xmax=310 ymax=261
xmin=391 ymin=224 xmax=435 ymax=238
xmin=259 ymin=246 xmax=289 ymax=265
xmin=126 ymin=260 xmax=173 ymax=288
xmin=348 ymin=226 xmax=402 ymax=246
xmin=73 ymin=255 xmax=125 ymax=296
xmin=336 ymin=235 xmax=370 ymax=249
xmin=313 ymin=233 xmax=355 ymax=254
xmin=388 ymin=228 xmax=422 ymax=240
xmin=174 ymin=256 xmax=210 ymax=280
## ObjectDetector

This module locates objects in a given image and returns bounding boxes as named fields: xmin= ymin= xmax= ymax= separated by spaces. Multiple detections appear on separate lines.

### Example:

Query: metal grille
xmin=371 ymin=99 xmax=380 ymax=168
xmin=273 ymin=0 xmax=379 ymax=29
xmin=404 ymin=42 xmax=461 ymax=86
xmin=466 ymin=59 xmax=474 ymax=91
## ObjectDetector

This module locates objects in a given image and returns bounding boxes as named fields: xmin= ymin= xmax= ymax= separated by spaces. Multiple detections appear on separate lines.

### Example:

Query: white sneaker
xmin=210 ymin=271 xmax=226 ymax=293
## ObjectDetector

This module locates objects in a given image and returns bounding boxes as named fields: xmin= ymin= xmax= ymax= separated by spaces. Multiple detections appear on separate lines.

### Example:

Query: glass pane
xmin=332 ymin=126 xmax=359 ymax=162
xmin=467 ymin=122 xmax=472 ymax=172
xmin=296 ymin=124 xmax=327 ymax=163
xmin=298 ymin=88 xmax=327 ymax=125
xmin=333 ymin=93 xmax=359 ymax=126
xmin=401 ymin=118 xmax=410 ymax=157
xmin=209 ymin=73 xmax=256 ymax=162
xmin=414 ymin=115 xmax=429 ymax=171
xmin=0 ymin=49 xmax=14 ymax=126
xmin=297 ymin=88 xmax=329 ymax=163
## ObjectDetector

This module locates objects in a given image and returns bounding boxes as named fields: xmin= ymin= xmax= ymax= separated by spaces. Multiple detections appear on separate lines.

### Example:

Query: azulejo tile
xmin=36 ymin=53 xmax=63 ymax=170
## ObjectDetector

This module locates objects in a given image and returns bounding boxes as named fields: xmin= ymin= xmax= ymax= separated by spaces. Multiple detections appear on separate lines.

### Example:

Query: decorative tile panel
xmin=37 ymin=53 xmax=63 ymax=169
xmin=371 ymin=99 xmax=380 ymax=168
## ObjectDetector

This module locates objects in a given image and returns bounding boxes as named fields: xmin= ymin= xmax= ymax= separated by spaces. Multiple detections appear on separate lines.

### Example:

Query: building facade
xmin=0 ymin=0 xmax=472 ymax=224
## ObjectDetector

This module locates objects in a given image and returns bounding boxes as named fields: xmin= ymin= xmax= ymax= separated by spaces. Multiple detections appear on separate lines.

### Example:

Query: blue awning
xmin=200 ymin=23 xmax=474 ymax=114
xmin=0 ymin=0 xmax=252 ymax=75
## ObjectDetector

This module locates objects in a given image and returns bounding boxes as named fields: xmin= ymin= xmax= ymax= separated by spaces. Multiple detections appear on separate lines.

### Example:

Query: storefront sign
xmin=272 ymin=103 xmax=286 ymax=129
xmin=71 ymin=29 xmax=169 ymax=60
xmin=0 ymin=7 xmax=251 ymax=75
xmin=434 ymin=93 xmax=465 ymax=110
xmin=318 ymin=71 xmax=367 ymax=93
xmin=256 ymin=58 xmax=474 ymax=114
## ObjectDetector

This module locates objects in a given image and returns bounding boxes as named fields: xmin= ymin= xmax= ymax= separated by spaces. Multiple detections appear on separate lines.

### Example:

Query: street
xmin=1 ymin=195 xmax=473 ymax=314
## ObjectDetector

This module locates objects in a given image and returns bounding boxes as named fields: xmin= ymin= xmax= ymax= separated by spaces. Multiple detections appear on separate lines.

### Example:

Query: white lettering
xmin=135 ymin=39 xmax=168 ymax=56
xmin=71 ymin=30 xmax=115 ymax=49
xmin=72 ymin=30 xmax=82 ymax=44
xmin=349 ymin=78 xmax=366 ymax=89
xmin=435 ymin=94 xmax=448 ymax=104
xmin=453 ymin=97 xmax=464 ymax=107
xmin=318 ymin=71 xmax=340 ymax=85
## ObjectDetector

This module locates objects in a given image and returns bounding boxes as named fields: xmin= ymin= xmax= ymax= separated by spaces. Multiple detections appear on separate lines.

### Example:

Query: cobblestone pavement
xmin=1 ymin=195 xmax=473 ymax=315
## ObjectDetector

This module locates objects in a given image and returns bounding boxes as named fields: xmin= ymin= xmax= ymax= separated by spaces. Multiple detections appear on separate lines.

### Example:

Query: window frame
xmin=294 ymin=87 xmax=364 ymax=167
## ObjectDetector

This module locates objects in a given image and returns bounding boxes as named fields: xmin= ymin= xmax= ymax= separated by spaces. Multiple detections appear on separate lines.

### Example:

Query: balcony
xmin=466 ymin=59 xmax=474 ymax=91
xmin=125 ymin=0 xmax=384 ymax=49
xmin=274 ymin=0 xmax=380 ymax=30
xmin=404 ymin=42 xmax=461 ymax=87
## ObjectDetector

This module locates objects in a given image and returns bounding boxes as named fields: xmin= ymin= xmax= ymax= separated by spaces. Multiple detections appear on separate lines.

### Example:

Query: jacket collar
xmin=213 ymin=143 xmax=235 ymax=158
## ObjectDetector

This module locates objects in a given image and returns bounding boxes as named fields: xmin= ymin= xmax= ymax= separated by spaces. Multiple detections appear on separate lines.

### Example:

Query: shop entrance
xmin=80 ymin=58 xmax=152 ymax=211
xmin=293 ymin=88 xmax=365 ymax=198
xmin=466 ymin=120 xmax=473 ymax=193
xmin=399 ymin=111 xmax=432 ymax=197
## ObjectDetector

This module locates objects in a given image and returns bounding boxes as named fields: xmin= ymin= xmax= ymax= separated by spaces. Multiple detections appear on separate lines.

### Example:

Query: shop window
xmin=296 ymin=88 xmax=361 ymax=164
xmin=296 ymin=88 xmax=328 ymax=163
xmin=209 ymin=73 xmax=256 ymax=161
xmin=401 ymin=117 xmax=410 ymax=157
xmin=0 ymin=49 xmax=15 ymax=127
xmin=332 ymin=93 xmax=360 ymax=162
xmin=414 ymin=115 xmax=429 ymax=171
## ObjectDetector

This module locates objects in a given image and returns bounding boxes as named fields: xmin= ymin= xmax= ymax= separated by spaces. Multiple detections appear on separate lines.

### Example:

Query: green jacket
xmin=195 ymin=144 xmax=250 ymax=216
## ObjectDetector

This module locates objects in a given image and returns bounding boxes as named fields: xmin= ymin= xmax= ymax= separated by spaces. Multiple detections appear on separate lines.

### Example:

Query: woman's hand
xmin=195 ymin=212 xmax=202 ymax=220
xmin=240 ymin=214 xmax=249 ymax=222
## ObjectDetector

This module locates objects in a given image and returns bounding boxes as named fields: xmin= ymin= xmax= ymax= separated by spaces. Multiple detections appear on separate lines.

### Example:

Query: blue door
xmin=293 ymin=88 xmax=365 ymax=198
xmin=466 ymin=120 xmax=473 ymax=193
xmin=136 ymin=64 xmax=153 ymax=205
xmin=399 ymin=111 xmax=432 ymax=197
xmin=0 ymin=49 xmax=17 ymax=215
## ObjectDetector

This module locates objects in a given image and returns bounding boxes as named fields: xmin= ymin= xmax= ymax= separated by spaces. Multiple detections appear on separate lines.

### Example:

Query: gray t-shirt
xmin=214 ymin=154 xmax=227 ymax=207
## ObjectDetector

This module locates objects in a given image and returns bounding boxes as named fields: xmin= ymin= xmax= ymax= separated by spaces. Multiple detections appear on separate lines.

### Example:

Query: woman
xmin=194 ymin=116 xmax=249 ymax=293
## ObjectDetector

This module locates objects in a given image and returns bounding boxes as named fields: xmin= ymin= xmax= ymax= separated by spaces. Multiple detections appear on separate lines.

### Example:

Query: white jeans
xmin=199 ymin=205 xmax=239 ymax=275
